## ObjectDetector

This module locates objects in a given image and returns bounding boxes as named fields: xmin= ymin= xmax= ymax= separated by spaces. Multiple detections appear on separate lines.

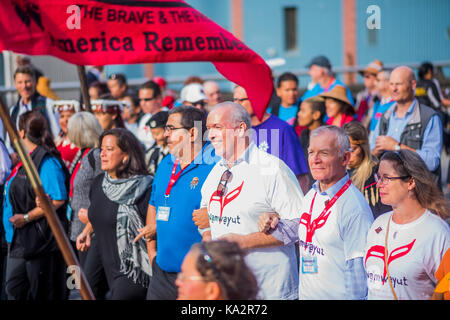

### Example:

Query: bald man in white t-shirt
xmin=200 ymin=102 xmax=304 ymax=300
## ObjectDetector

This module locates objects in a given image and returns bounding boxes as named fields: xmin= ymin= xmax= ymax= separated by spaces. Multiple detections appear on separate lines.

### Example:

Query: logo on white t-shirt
xmin=365 ymin=239 xmax=416 ymax=288
xmin=208 ymin=181 xmax=244 ymax=226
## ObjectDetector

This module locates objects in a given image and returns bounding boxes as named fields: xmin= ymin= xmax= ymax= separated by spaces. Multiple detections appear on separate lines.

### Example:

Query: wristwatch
xmin=394 ymin=143 xmax=401 ymax=151
xmin=23 ymin=214 xmax=30 ymax=223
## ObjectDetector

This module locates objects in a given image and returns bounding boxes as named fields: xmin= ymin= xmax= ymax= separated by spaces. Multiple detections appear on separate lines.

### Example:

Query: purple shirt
xmin=252 ymin=115 xmax=309 ymax=176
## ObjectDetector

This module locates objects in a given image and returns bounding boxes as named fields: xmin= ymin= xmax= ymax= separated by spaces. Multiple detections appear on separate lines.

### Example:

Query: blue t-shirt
xmin=2 ymin=155 xmax=68 ymax=243
xmin=149 ymin=143 xmax=218 ymax=272
xmin=301 ymin=79 xmax=355 ymax=106
xmin=369 ymin=100 xmax=395 ymax=132
xmin=266 ymin=98 xmax=300 ymax=126
xmin=252 ymin=115 xmax=309 ymax=176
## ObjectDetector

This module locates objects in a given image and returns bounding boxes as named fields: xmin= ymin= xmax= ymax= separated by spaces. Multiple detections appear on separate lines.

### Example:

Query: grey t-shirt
xmin=69 ymin=148 xmax=102 ymax=241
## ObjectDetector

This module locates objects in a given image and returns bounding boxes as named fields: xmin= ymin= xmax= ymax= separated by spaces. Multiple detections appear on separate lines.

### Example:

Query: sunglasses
xmin=139 ymin=97 xmax=155 ymax=102
xmin=217 ymin=169 xmax=232 ymax=197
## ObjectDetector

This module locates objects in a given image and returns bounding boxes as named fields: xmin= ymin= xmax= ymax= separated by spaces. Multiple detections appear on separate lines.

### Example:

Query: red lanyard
xmin=300 ymin=179 xmax=352 ymax=243
xmin=165 ymin=159 xmax=189 ymax=197
xmin=69 ymin=148 xmax=91 ymax=198
xmin=323 ymin=77 xmax=335 ymax=93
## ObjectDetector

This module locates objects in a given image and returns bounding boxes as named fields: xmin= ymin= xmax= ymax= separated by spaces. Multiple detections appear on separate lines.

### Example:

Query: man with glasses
xmin=136 ymin=80 xmax=168 ymax=149
xmin=135 ymin=106 xmax=217 ymax=300
xmin=199 ymin=102 xmax=304 ymax=299
xmin=259 ymin=125 xmax=374 ymax=299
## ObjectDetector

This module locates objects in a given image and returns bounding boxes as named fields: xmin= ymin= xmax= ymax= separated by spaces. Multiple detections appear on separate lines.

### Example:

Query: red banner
xmin=0 ymin=0 xmax=273 ymax=120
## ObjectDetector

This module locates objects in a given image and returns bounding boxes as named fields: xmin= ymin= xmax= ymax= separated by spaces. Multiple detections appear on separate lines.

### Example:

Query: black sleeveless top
xmin=9 ymin=146 xmax=69 ymax=259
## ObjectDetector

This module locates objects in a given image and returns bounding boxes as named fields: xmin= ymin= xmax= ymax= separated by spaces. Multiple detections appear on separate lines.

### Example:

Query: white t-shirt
xmin=200 ymin=143 xmax=304 ymax=299
xmin=364 ymin=210 xmax=450 ymax=300
xmin=297 ymin=174 xmax=374 ymax=300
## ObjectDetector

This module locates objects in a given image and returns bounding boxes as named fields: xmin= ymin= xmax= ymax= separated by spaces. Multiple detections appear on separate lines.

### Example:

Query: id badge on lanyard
xmin=301 ymin=252 xmax=318 ymax=274
xmin=157 ymin=203 xmax=171 ymax=221
xmin=157 ymin=160 xmax=188 ymax=222
xmin=299 ymin=179 xmax=352 ymax=275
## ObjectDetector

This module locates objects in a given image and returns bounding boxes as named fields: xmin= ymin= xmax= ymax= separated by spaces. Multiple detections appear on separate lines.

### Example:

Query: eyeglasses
xmin=164 ymin=125 xmax=190 ymax=133
xmin=233 ymin=97 xmax=249 ymax=103
xmin=139 ymin=97 xmax=155 ymax=102
xmin=216 ymin=169 xmax=232 ymax=197
xmin=176 ymin=273 xmax=205 ymax=283
xmin=374 ymin=173 xmax=410 ymax=185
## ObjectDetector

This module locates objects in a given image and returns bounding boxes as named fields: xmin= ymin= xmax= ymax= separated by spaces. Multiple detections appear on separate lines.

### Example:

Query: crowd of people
xmin=0 ymin=54 xmax=449 ymax=300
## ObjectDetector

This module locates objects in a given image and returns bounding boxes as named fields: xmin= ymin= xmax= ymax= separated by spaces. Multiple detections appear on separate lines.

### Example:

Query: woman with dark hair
xmin=91 ymin=99 xmax=125 ymax=130
xmin=76 ymin=128 xmax=152 ymax=299
xmin=320 ymin=85 xmax=356 ymax=127
xmin=343 ymin=121 xmax=391 ymax=219
xmin=176 ymin=240 xmax=258 ymax=300
xmin=2 ymin=111 xmax=69 ymax=300
xmin=364 ymin=150 xmax=450 ymax=300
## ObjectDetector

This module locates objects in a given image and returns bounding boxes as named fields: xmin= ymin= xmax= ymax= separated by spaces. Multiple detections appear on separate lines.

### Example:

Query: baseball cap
xmin=306 ymin=55 xmax=332 ymax=70
xmin=147 ymin=111 xmax=169 ymax=129
xmin=180 ymin=83 xmax=207 ymax=103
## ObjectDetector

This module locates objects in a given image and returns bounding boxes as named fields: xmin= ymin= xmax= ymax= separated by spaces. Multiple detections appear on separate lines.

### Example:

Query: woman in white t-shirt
xmin=364 ymin=150 xmax=450 ymax=300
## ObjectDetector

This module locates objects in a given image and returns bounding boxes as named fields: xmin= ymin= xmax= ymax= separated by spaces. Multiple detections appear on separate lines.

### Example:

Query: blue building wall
xmin=356 ymin=0 xmax=450 ymax=77
xmin=242 ymin=0 xmax=343 ymax=87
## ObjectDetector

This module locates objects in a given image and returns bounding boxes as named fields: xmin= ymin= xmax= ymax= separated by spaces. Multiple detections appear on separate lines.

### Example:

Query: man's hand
xmin=258 ymin=212 xmax=280 ymax=233
xmin=375 ymin=135 xmax=398 ymax=153
xmin=192 ymin=208 xmax=209 ymax=229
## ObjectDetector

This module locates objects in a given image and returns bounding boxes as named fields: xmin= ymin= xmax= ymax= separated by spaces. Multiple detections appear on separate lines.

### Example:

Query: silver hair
xmin=67 ymin=111 xmax=103 ymax=148
xmin=210 ymin=101 xmax=252 ymax=129
xmin=310 ymin=125 xmax=351 ymax=157
xmin=378 ymin=69 xmax=391 ymax=80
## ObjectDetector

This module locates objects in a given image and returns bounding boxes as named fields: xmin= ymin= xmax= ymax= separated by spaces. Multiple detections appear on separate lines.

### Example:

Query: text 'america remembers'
xmin=50 ymin=32 xmax=249 ymax=54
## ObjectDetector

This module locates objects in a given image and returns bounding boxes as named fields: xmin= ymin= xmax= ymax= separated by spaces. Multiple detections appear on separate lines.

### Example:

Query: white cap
xmin=180 ymin=83 xmax=207 ymax=103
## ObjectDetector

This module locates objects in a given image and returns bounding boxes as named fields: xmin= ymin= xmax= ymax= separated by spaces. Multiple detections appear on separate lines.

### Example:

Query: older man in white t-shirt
xmin=260 ymin=125 xmax=374 ymax=299
xmin=200 ymin=102 xmax=304 ymax=300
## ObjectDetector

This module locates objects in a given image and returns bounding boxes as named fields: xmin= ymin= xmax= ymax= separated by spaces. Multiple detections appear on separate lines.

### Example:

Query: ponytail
xmin=18 ymin=110 xmax=60 ymax=157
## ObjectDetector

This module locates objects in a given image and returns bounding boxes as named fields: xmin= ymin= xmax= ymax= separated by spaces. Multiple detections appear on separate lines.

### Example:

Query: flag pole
xmin=77 ymin=65 xmax=92 ymax=112
xmin=0 ymin=95 xmax=95 ymax=301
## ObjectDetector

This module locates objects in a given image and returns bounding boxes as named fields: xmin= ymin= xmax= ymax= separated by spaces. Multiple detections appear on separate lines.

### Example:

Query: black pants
xmin=78 ymin=235 xmax=109 ymax=300
xmin=5 ymin=250 xmax=67 ymax=300
xmin=146 ymin=259 xmax=177 ymax=300
xmin=109 ymin=275 xmax=148 ymax=300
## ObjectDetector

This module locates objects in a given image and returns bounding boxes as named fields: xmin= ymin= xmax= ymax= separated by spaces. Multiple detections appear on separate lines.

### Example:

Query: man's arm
xmin=344 ymin=257 xmax=368 ymax=300
xmin=219 ymin=232 xmax=284 ymax=250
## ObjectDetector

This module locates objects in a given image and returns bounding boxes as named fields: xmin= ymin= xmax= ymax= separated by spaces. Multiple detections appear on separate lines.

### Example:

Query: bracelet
xmin=198 ymin=227 xmax=211 ymax=235
xmin=24 ymin=214 xmax=30 ymax=223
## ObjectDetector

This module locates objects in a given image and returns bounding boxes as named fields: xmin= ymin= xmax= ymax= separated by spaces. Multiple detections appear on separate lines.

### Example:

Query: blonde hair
xmin=67 ymin=111 xmax=102 ymax=148
xmin=343 ymin=121 xmax=377 ymax=191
